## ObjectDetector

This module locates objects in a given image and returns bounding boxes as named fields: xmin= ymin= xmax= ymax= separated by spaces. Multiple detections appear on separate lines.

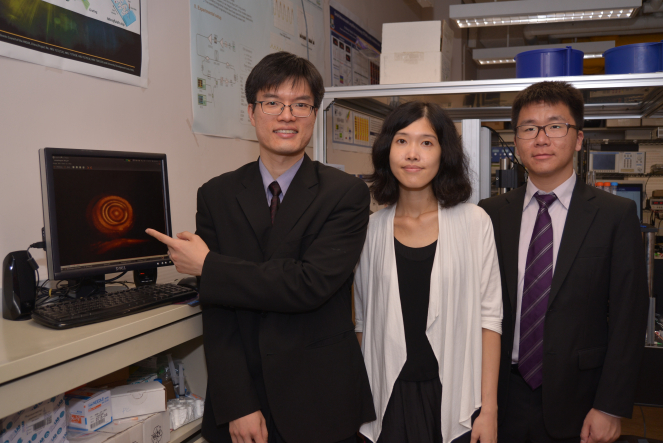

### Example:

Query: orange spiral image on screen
xmin=87 ymin=195 xmax=148 ymax=255
xmin=90 ymin=195 xmax=134 ymax=235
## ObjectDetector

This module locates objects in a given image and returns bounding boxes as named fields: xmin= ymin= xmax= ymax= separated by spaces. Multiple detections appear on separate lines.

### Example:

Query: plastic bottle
xmin=610 ymin=182 xmax=618 ymax=195
xmin=595 ymin=182 xmax=604 ymax=191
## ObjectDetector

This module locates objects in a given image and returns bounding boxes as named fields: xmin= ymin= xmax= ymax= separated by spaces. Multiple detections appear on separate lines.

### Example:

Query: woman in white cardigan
xmin=354 ymin=102 xmax=502 ymax=443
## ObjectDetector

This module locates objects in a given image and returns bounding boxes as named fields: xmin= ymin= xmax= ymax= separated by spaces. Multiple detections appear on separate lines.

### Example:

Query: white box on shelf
xmin=67 ymin=430 xmax=113 ymax=443
xmin=97 ymin=412 xmax=169 ymax=443
xmin=96 ymin=415 xmax=149 ymax=435
xmin=382 ymin=20 xmax=454 ymax=59
xmin=66 ymin=388 xmax=112 ymax=432
xmin=380 ymin=52 xmax=451 ymax=84
xmin=110 ymin=382 xmax=166 ymax=420
xmin=97 ymin=412 xmax=151 ymax=443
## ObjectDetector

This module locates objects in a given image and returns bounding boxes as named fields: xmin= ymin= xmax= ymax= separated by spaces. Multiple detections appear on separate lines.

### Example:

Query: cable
xmin=300 ymin=0 xmax=309 ymax=60
xmin=26 ymin=242 xmax=42 ymax=298
xmin=482 ymin=126 xmax=524 ymax=168
xmin=645 ymin=174 xmax=652 ymax=198
xmin=94 ymin=272 xmax=127 ymax=284
xmin=640 ymin=405 xmax=647 ymax=437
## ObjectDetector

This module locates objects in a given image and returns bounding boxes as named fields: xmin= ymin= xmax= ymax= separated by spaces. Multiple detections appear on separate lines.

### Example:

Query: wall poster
xmin=332 ymin=104 xmax=383 ymax=154
xmin=190 ymin=0 xmax=324 ymax=139
xmin=329 ymin=5 xmax=380 ymax=87
xmin=0 ymin=0 xmax=148 ymax=87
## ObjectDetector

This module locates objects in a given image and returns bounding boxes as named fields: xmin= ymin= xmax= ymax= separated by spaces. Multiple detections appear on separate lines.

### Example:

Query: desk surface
xmin=0 ymin=303 xmax=201 ymax=385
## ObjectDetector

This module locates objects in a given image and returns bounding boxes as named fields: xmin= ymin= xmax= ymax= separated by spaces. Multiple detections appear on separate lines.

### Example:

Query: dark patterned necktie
xmin=519 ymin=192 xmax=557 ymax=390
xmin=269 ymin=181 xmax=281 ymax=225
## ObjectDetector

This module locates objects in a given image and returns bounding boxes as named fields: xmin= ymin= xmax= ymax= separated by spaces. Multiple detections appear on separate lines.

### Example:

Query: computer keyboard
xmin=31 ymin=283 xmax=198 ymax=329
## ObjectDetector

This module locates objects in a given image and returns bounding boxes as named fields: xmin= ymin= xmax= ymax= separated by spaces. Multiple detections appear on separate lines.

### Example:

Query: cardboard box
xmin=87 ymin=368 xmax=132 ymax=389
xmin=97 ymin=412 xmax=169 ymax=443
xmin=380 ymin=51 xmax=451 ymax=84
xmin=110 ymin=383 xmax=165 ymax=420
xmin=140 ymin=413 xmax=169 ymax=443
xmin=1 ymin=395 xmax=66 ymax=443
xmin=643 ymin=118 xmax=663 ymax=126
xmin=382 ymin=20 xmax=454 ymax=59
xmin=23 ymin=395 xmax=66 ymax=443
xmin=66 ymin=388 xmax=112 ymax=432
xmin=67 ymin=430 xmax=113 ymax=443
xmin=97 ymin=421 xmax=142 ymax=443
xmin=1 ymin=412 xmax=23 ymax=443
xmin=36 ymin=400 xmax=66 ymax=443
xmin=606 ymin=118 xmax=641 ymax=127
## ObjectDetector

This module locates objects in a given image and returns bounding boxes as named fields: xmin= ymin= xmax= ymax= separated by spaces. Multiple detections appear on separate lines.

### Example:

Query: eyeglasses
xmin=515 ymin=123 xmax=578 ymax=140
xmin=254 ymin=101 xmax=316 ymax=118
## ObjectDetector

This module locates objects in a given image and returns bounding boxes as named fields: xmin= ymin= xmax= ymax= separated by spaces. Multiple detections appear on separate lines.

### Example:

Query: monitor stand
xmin=68 ymin=275 xmax=105 ymax=298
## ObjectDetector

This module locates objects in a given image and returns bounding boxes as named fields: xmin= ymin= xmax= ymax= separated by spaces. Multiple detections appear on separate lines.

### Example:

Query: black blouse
xmin=394 ymin=237 xmax=440 ymax=381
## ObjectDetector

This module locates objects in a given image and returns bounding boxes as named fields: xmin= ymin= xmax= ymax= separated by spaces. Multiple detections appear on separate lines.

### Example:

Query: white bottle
xmin=610 ymin=182 xmax=618 ymax=195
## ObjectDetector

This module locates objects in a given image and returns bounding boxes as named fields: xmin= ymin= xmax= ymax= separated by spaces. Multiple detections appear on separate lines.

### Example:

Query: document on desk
xmin=0 ymin=0 xmax=148 ymax=87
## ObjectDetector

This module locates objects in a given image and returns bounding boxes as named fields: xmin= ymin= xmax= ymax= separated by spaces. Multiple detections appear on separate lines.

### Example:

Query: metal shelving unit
xmin=314 ymin=72 xmax=663 ymax=203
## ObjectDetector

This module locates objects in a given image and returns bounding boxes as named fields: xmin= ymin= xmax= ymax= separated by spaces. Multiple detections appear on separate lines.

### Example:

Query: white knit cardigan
xmin=354 ymin=202 xmax=503 ymax=443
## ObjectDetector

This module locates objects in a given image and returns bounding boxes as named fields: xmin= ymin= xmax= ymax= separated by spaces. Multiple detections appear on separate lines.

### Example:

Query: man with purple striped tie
xmin=479 ymin=81 xmax=648 ymax=443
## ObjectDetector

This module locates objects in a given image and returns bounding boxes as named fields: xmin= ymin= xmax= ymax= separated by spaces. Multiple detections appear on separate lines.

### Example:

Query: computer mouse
xmin=177 ymin=276 xmax=199 ymax=291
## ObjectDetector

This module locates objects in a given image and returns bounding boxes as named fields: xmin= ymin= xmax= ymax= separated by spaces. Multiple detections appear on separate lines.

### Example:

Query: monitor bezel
xmin=613 ymin=181 xmax=644 ymax=223
xmin=39 ymin=147 xmax=173 ymax=281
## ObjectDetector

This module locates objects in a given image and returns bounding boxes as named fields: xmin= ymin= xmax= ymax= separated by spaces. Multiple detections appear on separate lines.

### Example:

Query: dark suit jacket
xmin=195 ymin=155 xmax=376 ymax=443
xmin=479 ymin=178 xmax=648 ymax=438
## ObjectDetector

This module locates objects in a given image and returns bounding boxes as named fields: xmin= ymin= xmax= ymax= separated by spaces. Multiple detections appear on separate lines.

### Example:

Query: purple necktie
xmin=269 ymin=181 xmax=281 ymax=225
xmin=519 ymin=192 xmax=557 ymax=390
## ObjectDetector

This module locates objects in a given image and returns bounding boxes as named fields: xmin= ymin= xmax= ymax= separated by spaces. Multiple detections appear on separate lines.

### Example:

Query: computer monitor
xmin=614 ymin=182 xmax=644 ymax=223
xmin=39 ymin=148 xmax=173 ymax=287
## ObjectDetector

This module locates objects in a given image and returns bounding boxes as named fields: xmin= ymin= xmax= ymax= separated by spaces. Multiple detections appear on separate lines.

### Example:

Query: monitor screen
xmin=591 ymin=152 xmax=617 ymax=171
xmin=39 ymin=148 xmax=172 ymax=281
xmin=615 ymin=183 xmax=643 ymax=222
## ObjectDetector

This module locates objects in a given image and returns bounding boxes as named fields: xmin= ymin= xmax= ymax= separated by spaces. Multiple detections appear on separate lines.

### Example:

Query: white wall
xmin=0 ymin=0 xmax=421 ymax=271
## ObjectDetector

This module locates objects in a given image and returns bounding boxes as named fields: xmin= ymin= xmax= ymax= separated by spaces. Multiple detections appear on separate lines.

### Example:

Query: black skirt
xmin=369 ymin=378 xmax=475 ymax=443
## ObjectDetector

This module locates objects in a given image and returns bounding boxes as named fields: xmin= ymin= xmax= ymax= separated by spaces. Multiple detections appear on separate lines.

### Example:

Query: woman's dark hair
xmin=511 ymin=81 xmax=585 ymax=130
xmin=368 ymin=101 xmax=472 ymax=208
xmin=245 ymin=51 xmax=325 ymax=109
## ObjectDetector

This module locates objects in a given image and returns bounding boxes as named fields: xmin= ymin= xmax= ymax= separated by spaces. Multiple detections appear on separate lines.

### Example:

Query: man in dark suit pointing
xmin=479 ymin=81 xmax=648 ymax=443
xmin=147 ymin=52 xmax=375 ymax=443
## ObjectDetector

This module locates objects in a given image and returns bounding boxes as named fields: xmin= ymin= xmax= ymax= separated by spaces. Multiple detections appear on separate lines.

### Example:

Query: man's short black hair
xmin=511 ymin=81 xmax=585 ymax=130
xmin=245 ymin=52 xmax=324 ymax=109
xmin=368 ymin=101 xmax=472 ymax=208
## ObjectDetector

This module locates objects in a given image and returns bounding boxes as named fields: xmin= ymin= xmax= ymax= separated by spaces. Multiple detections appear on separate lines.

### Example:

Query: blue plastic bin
xmin=515 ymin=46 xmax=584 ymax=78
xmin=603 ymin=41 xmax=663 ymax=74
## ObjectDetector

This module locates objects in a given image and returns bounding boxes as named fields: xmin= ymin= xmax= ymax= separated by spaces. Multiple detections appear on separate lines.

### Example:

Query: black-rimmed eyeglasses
xmin=515 ymin=123 xmax=579 ymax=140
xmin=254 ymin=101 xmax=316 ymax=118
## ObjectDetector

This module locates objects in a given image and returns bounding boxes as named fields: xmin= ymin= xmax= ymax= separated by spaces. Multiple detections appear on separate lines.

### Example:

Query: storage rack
xmin=0 ymin=302 xmax=206 ymax=443
xmin=313 ymin=72 xmax=663 ymax=202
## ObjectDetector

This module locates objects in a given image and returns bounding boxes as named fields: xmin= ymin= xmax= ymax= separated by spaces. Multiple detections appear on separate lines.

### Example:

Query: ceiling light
xmin=472 ymin=41 xmax=616 ymax=65
xmin=450 ymin=0 xmax=640 ymax=28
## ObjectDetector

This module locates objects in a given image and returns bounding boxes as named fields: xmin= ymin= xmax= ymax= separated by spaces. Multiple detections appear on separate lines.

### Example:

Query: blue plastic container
xmin=515 ymin=46 xmax=584 ymax=78
xmin=603 ymin=41 xmax=663 ymax=74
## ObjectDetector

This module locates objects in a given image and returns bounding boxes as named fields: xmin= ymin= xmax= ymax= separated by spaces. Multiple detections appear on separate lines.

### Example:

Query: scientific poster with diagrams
xmin=330 ymin=5 xmax=380 ymax=87
xmin=190 ymin=0 xmax=324 ymax=139
xmin=0 ymin=0 xmax=148 ymax=87
xmin=332 ymin=104 xmax=383 ymax=153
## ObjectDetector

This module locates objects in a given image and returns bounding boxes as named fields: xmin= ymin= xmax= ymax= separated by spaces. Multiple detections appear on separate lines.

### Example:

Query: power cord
xmin=640 ymin=405 xmax=647 ymax=437
xmin=482 ymin=126 xmax=525 ymax=169
xmin=25 ymin=241 xmax=45 ymax=298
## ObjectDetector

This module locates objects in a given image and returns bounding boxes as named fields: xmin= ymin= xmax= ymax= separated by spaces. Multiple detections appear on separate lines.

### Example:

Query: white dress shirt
xmin=512 ymin=173 xmax=576 ymax=363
